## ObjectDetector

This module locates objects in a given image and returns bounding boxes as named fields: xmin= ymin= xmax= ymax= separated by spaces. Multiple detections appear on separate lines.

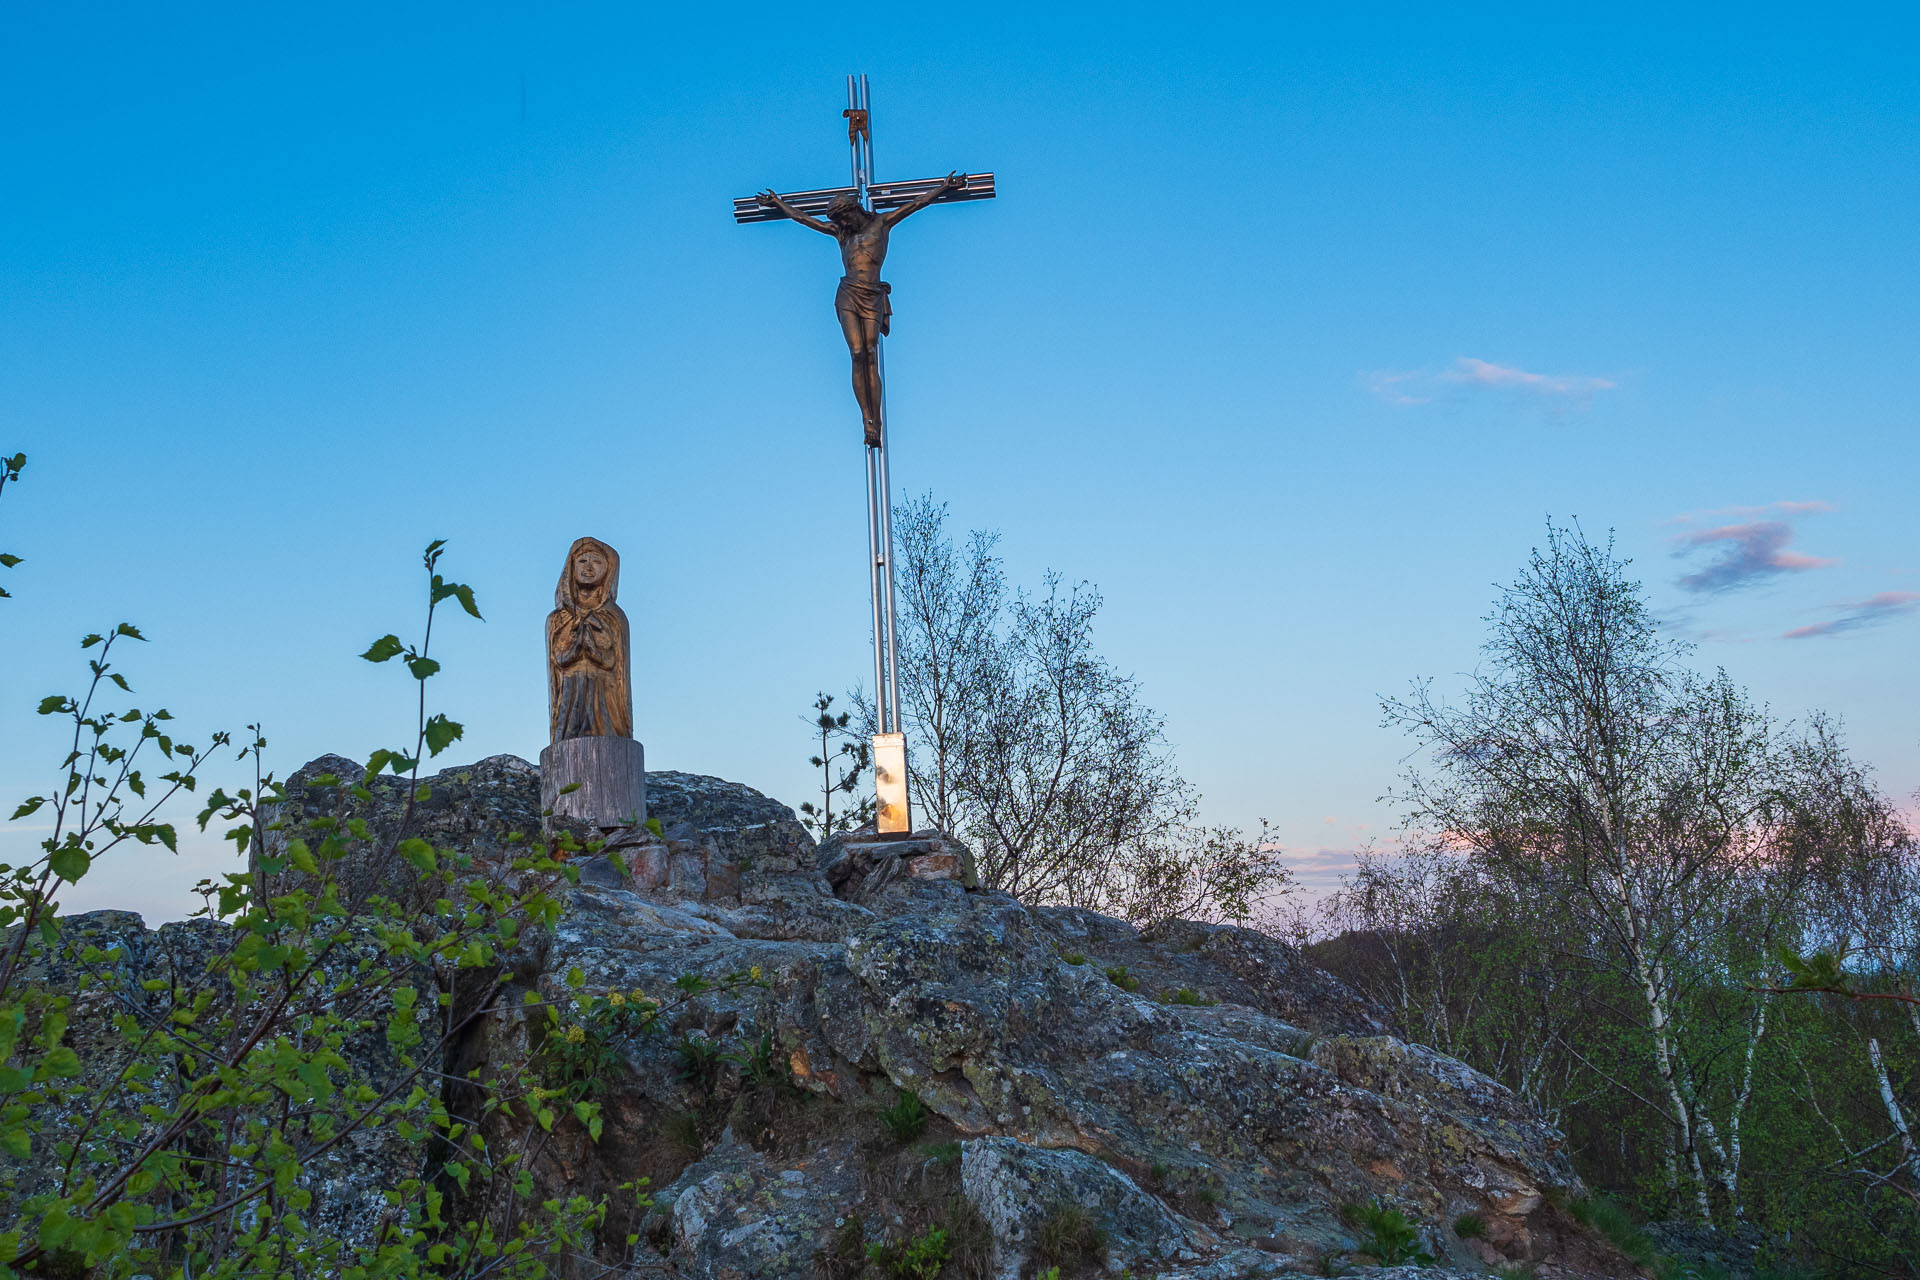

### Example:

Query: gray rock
xmin=648 ymin=1132 xmax=866 ymax=1280
xmin=24 ymin=755 xmax=1620 ymax=1280
xmin=961 ymin=1136 xmax=1199 ymax=1278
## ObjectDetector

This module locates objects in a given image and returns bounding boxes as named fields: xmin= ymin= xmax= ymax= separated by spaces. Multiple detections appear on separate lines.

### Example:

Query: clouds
xmin=1366 ymin=357 xmax=1617 ymax=407
xmin=1673 ymin=521 xmax=1838 ymax=593
xmin=1668 ymin=502 xmax=1837 ymax=594
xmin=1666 ymin=502 xmax=1914 ymax=641
xmin=1784 ymin=591 xmax=1920 ymax=639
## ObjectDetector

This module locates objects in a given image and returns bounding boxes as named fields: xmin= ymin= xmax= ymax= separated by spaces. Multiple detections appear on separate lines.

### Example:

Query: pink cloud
xmin=1671 ymin=519 xmax=1838 ymax=594
xmin=1366 ymin=357 xmax=1617 ymax=407
xmin=1784 ymin=591 xmax=1920 ymax=640
xmin=1441 ymin=357 xmax=1616 ymax=397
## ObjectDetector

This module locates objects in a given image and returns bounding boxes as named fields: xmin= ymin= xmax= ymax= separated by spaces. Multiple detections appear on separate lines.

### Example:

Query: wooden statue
xmin=546 ymin=536 xmax=632 ymax=742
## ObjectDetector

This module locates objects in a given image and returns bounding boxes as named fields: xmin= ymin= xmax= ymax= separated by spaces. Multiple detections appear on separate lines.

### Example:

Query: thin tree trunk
xmin=1868 ymin=1037 xmax=1920 ymax=1192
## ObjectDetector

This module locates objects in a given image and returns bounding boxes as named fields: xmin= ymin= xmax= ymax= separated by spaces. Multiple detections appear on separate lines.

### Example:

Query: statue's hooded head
xmin=827 ymin=192 xmax=871 ymax=230
xmin=556 ymin=537 xmax=619 ymax=613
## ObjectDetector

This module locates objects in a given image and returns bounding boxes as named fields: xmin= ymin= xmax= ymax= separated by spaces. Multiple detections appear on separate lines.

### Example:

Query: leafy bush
xmin=1344 ymin=1199 xmax=1435 ymax=1267
xmin=1104 ymin=965 xmax=1141 ymax=992
xmin=1156 ymin=987 xmax=1217 ymax=1006
xmin=1570 ymin=1194 xmax=1659 ymax=1269
xmin=726 ymin=1028 xmax=791 ymax=1089
xmin=1033 ymin=1201 xmax=1107 ymax=1273
xmin=1452 ymin=1210 xmax=1487 ymax=1238
xmin=0 ymin=540 xmax=648 ymax=1276
xmin=538 ymin=985 xmax=667 ymax=1099
xmin=867 ymin=1224 xmax=950 ymax=1279
xmin=879 ymin=1088 xmax=932 ymax=1143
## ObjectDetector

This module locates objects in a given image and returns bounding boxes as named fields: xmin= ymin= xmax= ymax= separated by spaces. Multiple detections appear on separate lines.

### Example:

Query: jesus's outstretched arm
xmin=757 ymin=189 xmax=838 ymax=235
xmin=880 ymin=171 xmax=966 ymax=229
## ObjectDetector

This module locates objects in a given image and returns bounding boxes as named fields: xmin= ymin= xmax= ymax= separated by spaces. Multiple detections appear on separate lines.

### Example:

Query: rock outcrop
xmin=43 ymin=756 xmax=1634 ymax=1278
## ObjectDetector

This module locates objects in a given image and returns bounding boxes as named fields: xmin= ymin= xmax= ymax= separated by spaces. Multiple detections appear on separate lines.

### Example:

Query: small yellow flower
xmin=749 ymin=965 xmax=763 ymax=981
xmin=607 ymin=991 xmax=626 ymax=1007
xmin=566 ymin=1024 xmax=587 ymax=1045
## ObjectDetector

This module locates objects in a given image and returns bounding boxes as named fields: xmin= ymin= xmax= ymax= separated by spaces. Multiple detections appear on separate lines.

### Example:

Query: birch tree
xmin=866 ymin=496 xmax=1288 ymax=926
xmin=1381 ymin=522 xmax=1884 ymax=1223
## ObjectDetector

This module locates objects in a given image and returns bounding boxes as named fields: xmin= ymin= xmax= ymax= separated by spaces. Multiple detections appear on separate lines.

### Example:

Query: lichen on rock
xmin=24 ymin=755 xmax=1636 ymax=1278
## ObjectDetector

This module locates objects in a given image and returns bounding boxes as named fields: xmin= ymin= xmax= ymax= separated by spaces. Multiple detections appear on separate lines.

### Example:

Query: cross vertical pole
xmin=850 ymin=73 xmax=910 ymax=832
xmin=852 ymin=76 xmax=887 ymax=735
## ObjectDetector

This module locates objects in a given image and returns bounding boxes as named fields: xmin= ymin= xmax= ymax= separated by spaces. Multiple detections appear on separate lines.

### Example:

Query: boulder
xmin=20 ymin=754 xmax=1631 ymax=1279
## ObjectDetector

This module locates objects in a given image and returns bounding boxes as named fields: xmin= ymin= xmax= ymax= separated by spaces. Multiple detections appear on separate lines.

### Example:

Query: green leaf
xmin=406 ymin=656 xmax=441 ymax=681
xmin=566 ymin=967 xmax=586 ymax=989
xmin=115 ymin=622 xmax=146 ymax=641
xmin=48 ymin=846 xmax=89 ymax=882
xmin=36 ymin=696 xmax=67 ymax=715
xmin=432 ymin=579 xmax=484 ymax=620
xmin=360 ymin=634 xmax=405 ymax=663
xmin=423 ymin=715 xmax=463 ymax=757
xmin=0 ymin=554 xmax=21 ymax=568
xmin=10 ymin=797 xmax=45 ymax=820
xmin=397 ymin=838 xmax=436 ymax=871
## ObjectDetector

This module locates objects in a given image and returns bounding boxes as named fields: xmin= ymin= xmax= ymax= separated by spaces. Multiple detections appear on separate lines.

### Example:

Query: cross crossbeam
xmin=731 ymin=173 xmax=996 ymax=224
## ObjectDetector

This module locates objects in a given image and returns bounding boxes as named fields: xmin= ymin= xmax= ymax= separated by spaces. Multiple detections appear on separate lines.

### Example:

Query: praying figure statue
xmin=757 ymin=171 xmax=967 ymax=447
xmin=546 ymin=536 xmax=632 ymax=742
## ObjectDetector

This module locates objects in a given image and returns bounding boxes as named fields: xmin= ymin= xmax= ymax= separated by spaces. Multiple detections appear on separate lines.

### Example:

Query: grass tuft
xmin=878 ymin=1088 xmax=931 ymax=1143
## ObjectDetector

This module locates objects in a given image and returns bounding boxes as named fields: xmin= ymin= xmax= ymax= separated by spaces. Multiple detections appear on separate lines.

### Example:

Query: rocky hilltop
xmin=51 ymin=756 xmax=1635 ymax=1278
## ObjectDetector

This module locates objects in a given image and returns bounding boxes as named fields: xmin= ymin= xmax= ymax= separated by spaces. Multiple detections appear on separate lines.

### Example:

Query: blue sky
xmin=4 ymin=4 xmax=1916 ymax=917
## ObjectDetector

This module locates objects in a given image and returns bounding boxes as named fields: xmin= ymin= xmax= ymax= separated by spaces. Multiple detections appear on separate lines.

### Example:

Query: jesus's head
xmin=827 ymin=193 xmax=872 ymax=230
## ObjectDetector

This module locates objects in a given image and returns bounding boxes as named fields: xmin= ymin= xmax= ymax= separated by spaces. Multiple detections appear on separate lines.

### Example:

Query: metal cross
xmin=734 ymin=75 xmax=994 ymax=833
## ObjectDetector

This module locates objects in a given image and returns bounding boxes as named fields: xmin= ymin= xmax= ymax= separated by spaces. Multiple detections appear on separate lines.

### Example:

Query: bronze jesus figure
xmin=757 ymin=172 xmax=967 ymax=447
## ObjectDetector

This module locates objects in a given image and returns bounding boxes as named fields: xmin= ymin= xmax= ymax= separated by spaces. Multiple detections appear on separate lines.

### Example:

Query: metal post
xmin=877 ymin=345 xmax=902 ymax=732
xmin=849 ymin=73 xmax=909 ymax=831
xmin=864 ymin=443 xmax=888 ymax=732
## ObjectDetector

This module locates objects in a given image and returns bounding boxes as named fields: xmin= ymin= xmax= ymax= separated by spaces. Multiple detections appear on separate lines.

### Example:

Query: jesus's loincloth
xmin=835 ymin=275 xmax=892 ymax=336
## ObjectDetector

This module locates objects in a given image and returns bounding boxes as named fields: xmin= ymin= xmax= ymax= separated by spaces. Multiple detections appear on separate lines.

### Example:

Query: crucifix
xmin=735 ymin=75 xmax=995 ymax=834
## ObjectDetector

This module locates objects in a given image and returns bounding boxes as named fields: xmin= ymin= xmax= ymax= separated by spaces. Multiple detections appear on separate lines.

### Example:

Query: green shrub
xmin=1452 ymin=1210 xmax=1487 ymax=1239
xmin=879 ymin=1088 xmax=932 ymax=1142
xmin=537 ymin=986 xmax=669 ymax=1098
xmin=1570 ymin=1194 xmax=1658 ymax=1269
xmin=1034 ymin=1201 xmax=1107 ymax=1273
xmin=867 ymin=1224 xmax=950 ymax=1279
xmin=1060 ymin=951 xmax=1088 ymax=965
xmin=1156 ymin=987 xmax=1217 ymax=1006
xmin=1104 ymin=965 xmax=1141 ymax=992
xmin=675 ymin=1033 xmax=726 ymax=1090
xmin=0 ymin=539 xmax=656 ymax=1275
xmin=1344 ymin=1199 xmax=1434 ymax=1267
xmin=726 ymin=1029 xmax=790 ymax=1089
xmin=922 ymin=1140 xmax=963 ymax=1165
